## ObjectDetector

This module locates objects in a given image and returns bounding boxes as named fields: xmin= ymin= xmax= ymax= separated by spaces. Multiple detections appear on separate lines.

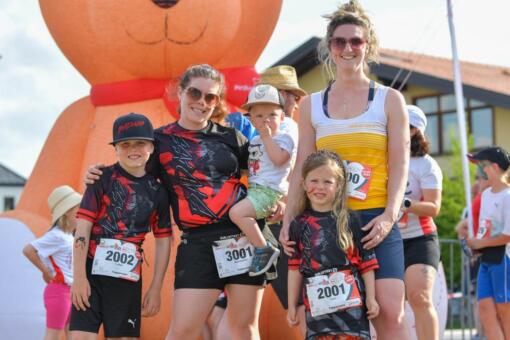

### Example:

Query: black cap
xmin=111 ymin=113 xmax=154 ymax=145
xmin=467 ymin=146 xmax=510 ymax=171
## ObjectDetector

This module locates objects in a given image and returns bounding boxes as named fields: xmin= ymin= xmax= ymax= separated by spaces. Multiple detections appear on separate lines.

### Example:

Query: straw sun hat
xmin=259 ymin=65 xmax=307 ymax=97
xmin=47 ymin=185 xmax=82 ymax=225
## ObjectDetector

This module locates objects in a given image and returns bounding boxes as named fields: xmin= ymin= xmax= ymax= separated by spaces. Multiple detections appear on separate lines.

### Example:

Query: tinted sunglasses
xmin=476 ymin=163 xmax=489 ymax=180
xmin=185 ymin=87 xmax=220 ymax=106
xmin=329 ymin=37 xmax=367 ymax=50
xmin=283 ymin=90 xmax=301 ymax=102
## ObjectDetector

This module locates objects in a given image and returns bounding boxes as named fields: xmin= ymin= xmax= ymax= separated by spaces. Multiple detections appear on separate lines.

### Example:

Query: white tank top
xmin=311 ymin=84 xmax=389 ymax=210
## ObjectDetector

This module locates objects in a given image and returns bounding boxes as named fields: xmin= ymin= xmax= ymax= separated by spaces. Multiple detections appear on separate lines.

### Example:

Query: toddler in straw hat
xmin=23 ymin=185 xmax=82 ymax=340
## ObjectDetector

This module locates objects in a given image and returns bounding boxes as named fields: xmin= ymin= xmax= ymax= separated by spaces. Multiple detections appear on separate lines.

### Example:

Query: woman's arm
xmin=385 ymin=89 xmax=410 ymax=220
xmin=22 ymin=244 xmax=54 ymax=283
xmin=280 ymin=96 xmax=317 ymax=251
xmin=406 ymin=189 xmax=442 ymax=218
xmin=362 ymin=89 xmax=409 ymax=249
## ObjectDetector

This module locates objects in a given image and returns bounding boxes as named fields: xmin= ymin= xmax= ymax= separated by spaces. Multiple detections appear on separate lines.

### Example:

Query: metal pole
xmin=446 ymin=0 xmax=474 ymax=237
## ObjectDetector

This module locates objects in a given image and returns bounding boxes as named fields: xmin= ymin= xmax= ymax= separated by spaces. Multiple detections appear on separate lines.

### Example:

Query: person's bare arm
xmin=71 ymin=219 xmax=93 ymax=310
xmin=287 ymin=269 xmax=303 ymax=327
xmin=467 ymin=234 xmax=510 ymax=250
xmin=22 ymin=244 xmax=54 ymax=283
xmin=406 ymin=189 xmax=441 ymax=217
xmin=260 ymin=134 xmax=291 ymax=166
xmin=280 ymin=96 xmax=316 ymax=254
xmin=362 ymin=89 xmax=409 ymax=249
xmin=142 ymin=237 xmax=171 ymax=317
xmin=361 ymin=270 xmax=379 ymax=319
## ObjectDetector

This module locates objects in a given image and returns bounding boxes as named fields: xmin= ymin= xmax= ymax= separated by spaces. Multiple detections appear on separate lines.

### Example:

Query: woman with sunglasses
xmin=86 ymin=64 xmax=265 ymax=340
xmin=398 ymin=105 xmax=442 ymax=340
xmin=280 ymin=1 xmax=410 ymax=339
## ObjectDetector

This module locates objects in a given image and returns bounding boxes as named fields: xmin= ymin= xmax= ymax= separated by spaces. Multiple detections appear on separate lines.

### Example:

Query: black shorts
xmin=403 ymin=232 xmax=440 ymax=270
xmin=268 ymin=223 xmax=304 ymax=309
xmin=214 ymin=291 xmax=228 ymax=309
xmin=69 ymin=259 xmax=142 ymax=337
xmin=174 ymin=222 xmax=266 ymax=290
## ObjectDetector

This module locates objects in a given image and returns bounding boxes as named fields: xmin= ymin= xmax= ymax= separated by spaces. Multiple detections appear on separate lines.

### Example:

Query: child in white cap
xmin=229 ymin=84 xmax=296 ymax=276
xmin=23 ymin=185 xmax=82 ymax=340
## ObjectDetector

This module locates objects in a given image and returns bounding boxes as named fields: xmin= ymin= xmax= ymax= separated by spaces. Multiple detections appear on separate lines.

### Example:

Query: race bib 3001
xmin=92 ymin=238 xmax=141 ymax=282
xmin=306 ymin=270 xmax=362 ymax=317
xmin=212 ymin=234 xmax=254 ymax=278
xmin=344 ymin=161 xmax=372 ymax=201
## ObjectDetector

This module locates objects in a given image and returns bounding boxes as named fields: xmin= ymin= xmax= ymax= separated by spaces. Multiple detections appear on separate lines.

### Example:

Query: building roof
xmin=0 ymin=163 xmax=26 ymax=186
xmin=272 ymin=37 xmax=510 ymax=109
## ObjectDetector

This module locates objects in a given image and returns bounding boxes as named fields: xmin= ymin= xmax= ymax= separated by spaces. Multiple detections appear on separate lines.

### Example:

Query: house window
xmin=414 ymin=94 xmax=494 ymax=155
xmin=3 ymin=197 xmax=15 ymax=211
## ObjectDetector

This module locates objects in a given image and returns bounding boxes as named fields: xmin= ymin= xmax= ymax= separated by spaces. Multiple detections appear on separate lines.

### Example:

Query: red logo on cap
xmin=118 ymin=121 xmax=145 ymax=133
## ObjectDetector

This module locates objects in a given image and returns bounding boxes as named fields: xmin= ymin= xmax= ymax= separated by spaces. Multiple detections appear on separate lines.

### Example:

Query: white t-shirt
xmin=477 ymin=187 xmax=510 ymax=259
xmin=280 ymin=117 xmax=298 ymax=167
xmin=398 ymin=155 xmax=443 ymax=239
xmin=30 ymin=227 xmax=74 ymax=285
xmin=248 ymin=131 xmax=295 ymax=194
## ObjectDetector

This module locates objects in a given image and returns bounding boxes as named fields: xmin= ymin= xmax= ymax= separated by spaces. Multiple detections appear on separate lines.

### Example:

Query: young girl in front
xmin=22 ymin=185 xmax=82 ymax=340
xmin=287 ymin=150 xmax=379 ymax=339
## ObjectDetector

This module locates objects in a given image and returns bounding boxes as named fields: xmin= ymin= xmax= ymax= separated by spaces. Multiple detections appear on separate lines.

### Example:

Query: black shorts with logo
xmin=69 ymin=259 xmax=142 ymax=337
xmin=403 ymin=232 xmax=440 ymax=270
xmin=174 ymin=222 xmax=266 ymax=290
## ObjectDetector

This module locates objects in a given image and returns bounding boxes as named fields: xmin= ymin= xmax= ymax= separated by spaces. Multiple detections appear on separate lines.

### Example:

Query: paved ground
xmin=443 ymin=329 xmax=483 ymax=340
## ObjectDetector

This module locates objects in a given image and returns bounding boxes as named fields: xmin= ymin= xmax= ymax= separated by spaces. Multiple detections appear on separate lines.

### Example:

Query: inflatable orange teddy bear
xmin=1 ymin=0 xmax=301 ymax=338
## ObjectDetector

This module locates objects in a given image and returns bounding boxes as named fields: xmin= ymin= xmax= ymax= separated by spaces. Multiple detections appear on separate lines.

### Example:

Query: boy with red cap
xmin=70 ymin=113 xmax=172 ymax=339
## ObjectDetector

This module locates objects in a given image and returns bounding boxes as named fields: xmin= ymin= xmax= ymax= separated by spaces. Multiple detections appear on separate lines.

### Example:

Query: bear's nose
xmin=152 ymin=0 xmax=179 ymax=9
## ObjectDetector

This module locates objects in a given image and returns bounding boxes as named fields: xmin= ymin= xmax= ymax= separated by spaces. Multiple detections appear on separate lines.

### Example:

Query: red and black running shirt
xmin=77 ymin=163 xmax=171 ymax=258
xmin=149 ymin=121 xmax=249 ymax=230
xmin=288 ymin=210 xmax=379 ymax=339
xmin=288 ymin=210 xmax=379 ymax=277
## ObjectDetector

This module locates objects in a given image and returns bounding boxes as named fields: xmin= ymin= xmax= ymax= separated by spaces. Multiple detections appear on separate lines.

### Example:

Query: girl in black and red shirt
xmin=287 ymin=150 xmax=379 ymax=340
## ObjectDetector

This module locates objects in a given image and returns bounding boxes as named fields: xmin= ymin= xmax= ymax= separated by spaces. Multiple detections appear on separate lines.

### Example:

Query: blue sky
xmin=1 ymin=0 xmax=509 ymax=177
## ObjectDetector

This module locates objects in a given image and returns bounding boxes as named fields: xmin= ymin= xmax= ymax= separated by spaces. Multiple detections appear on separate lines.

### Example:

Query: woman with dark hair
xmin=399 ymin=105 xmax=443 ymax=340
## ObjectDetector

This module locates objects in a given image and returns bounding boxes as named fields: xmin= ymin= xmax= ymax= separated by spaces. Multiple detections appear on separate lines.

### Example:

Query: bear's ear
xmin=216 ymin=0 xmax=283 ymax=68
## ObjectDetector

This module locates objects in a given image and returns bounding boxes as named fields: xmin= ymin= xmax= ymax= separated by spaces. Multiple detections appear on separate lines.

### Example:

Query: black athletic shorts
xmin=214 ymin=291 xmax=228 ymax=309
xmin=174 ymin=222 xmax=266 ymax=290
xmin=69 ymin=259 xmax=142 ymax=337
xmin=268 ymin=223 xmax=304 ymax=309
xmin=403 ymin=232 xmax=440 ymax=270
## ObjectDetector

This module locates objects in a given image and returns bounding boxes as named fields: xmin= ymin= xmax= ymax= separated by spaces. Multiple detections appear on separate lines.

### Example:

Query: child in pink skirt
xmin=23 ymin=185 xmax=82 ymax=340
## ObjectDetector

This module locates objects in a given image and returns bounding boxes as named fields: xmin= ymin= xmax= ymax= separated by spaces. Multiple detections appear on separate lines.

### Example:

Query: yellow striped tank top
xmin=311 ymin=85 xmax=389 ymax=210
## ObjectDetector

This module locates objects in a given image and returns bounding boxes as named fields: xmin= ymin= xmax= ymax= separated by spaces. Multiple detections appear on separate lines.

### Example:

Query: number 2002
xmin=105 ymin=250 xmax=135 ymax=265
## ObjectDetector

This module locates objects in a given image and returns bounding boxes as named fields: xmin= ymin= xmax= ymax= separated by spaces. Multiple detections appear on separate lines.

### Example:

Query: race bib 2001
xmin=92 ymin=238 xmax=141 ymax=282
xmin=344 ymin=161 xmax=372 ymax=201
xmin=306 ymin=270 xmax=362 ymax=317
xmin=212 ymin=234 xmax=254 ymax=278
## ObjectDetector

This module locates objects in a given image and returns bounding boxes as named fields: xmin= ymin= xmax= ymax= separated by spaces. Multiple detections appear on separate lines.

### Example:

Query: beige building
xmin=272 ymin=37 xmax=510 ymax=167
